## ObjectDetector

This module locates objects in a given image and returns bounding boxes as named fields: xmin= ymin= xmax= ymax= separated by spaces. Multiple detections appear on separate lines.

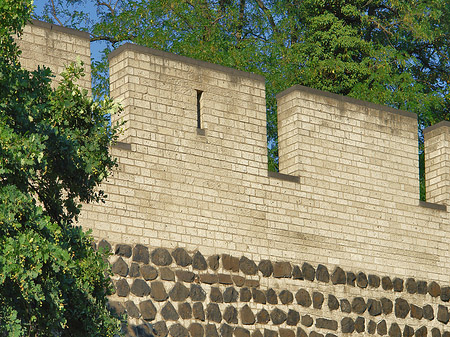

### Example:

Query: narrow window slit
xmin=196 ymin=90 xmax=203 ymax=129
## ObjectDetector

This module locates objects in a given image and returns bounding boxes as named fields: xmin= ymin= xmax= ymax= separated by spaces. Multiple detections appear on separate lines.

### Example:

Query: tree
xmin=37 ymin=0 xmax=449 ymax=178
xmin=0 ymin=1 xmax=122 ymax=335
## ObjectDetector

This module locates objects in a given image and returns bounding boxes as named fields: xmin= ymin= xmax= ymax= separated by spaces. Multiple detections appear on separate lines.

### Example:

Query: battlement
xmin=19 ymin=20 xmax=450 ymax=282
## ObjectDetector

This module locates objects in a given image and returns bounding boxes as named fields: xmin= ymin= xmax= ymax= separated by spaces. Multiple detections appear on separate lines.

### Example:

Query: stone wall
xmin=101 ymin=240 xmax=450 ymax=337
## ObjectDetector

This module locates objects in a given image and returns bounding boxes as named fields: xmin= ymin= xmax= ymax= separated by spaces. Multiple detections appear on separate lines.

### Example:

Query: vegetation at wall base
xmin=0 ymin=1 xmax=123 ymax=335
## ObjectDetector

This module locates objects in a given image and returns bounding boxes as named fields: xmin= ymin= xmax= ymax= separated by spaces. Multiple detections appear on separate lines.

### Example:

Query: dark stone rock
xmin=170 ymin=282 xmax=190 ymax=302
xmin=178 ymin=302 xmax=192 ymax=319
xmin=287 ymin=310 xmax=299 ymax=326
xmin=328 ymin=294 xmax=339 ymax=311
xmin=133 ymin=244 xmax=150 ymax=264
xmin=429 ymin=281 xmax=441 ymax=297
xmin=234 ymin=327 xmax=250 ymax=337
xmin=115 ymin=244 xmax=132 ymax=257
xmin=252 ymin=288 xmax=266 ymax=304
xmin=367 ymin=299 xmax=382 ymax=316
xmin=352 ymin=297 xmax=366 ymax=314
xmin=199 ymin=274 xmax=217 ymax=284
xmin=266 ymin=288 xmax=278 ymax=304
xmin=206 ymin=303 xmax=222 ymax=323
xmin=233 ymin=275 xmax=245 ymax=287
xmin=368 ymin=320 xmax=376 ymax=334
xmin=108 ymin=301 xmax=125 ymax=316
xmin=442 ymin=287 xmax=450 ymax=302
xmin=151 ymin=281 xmax=168 ymax=301
xmin=141 ymin=265 xmax=158 ymax=281
xmin=129 ymin=263 xmax=140 ymax=277
xmin=331 ymin=267 xmax=346 ymax=285
xmin=312 ymin=292 xmax=324 ymax=309
xmin=193 ymin=302 xmax=205 ymax=321
xmin=160 ymin=267 xmax=175 ymax=281
xmin=244 ymin=279 xmax=260 ymax=288
xmin=258 ymin=260 xmax=273 ymax=277
xmin=240 ymin=256 xmax=257 ymax=275
xmin=410 ymin=304 xmax=423 ymax=319
xmin=403 ymin=326 xmax=414 ymax=337
xmin=131 ymin=279 xmax=151 ymax=297
xmin=218 ymin=274 xmax=233 ymax=285
xmin=415 ymin=326 xmax=427 ymax=337
xmin=341 ymin=317 xmax=354 ymax=333
xmin=302 ymin=262 xmax=315 ymax=281
xmin=301 ymin=315 xmax=313 ymax=327
xmin=296 ymin=289 xmax=312 ymax=307
xmin=340 ymin=299 xmax=351 ymax=313
xmin=368 ymin=274 xmax=380 ymax=288
xmin=151 ymin=248 xmax=172 ymax=266
xmin=273 ymin=262 xmax=292 ymax=278
xmin=190 ymin=284 xmax=206 ymax=301
xmin=381 ymin=297 xmax=393 ymax=315
xmin=382 ymin=276 xmax=393 ymax=290
xmin=417 ymin=281 xmax=428 ymax=294
xmin=377 ymin=320 xmax=387 ymax=336
xmin=292 ymin=265 xmax=304 ymax=280
xmin=205 ymin=324 xmax=218 ymax=337
xmin=270 ymin=308 xmax=287 ymax=325
xmin=98 ymin=239 xmax=111 ymax=253
xmin=279 ymin=290 xmax=293 ymax=304
xmin=316 ymin=318 xmax=337 ymax=331
xmin=193 ymin=251 xmax=207 ymax=270
xmin=189 ymin=323 xmax=204 ymax=337
xmin=125 ymin=301 xmax=140 ymax=318
xmin=406 ymin=278 xmax=417 ymax=294
xmin=278 ymin=329 xmax=294 ymax=337
xmin=161 ymin=302 xmax=179 ymax=321
xmin=297 ymin=328 xmax=308 ymax=337
xmin=223 ymin=287 xmax=238 ymax=303
xmin=171 ymin=248 xmax=192 ymax=267
xmin=432 ymin=328 xmax=442 ymax=337
xmin=140 ymin=300 xmax=157 ymax=321
xmin=325 ymin=335 xmax=336 ymax=337
xmin=310 ymin=333 xmax=323 ymax=337
xmin=423 ymin=304 xmax=434 ymax=320
xmin=223 ymin=306 xmax=238 ymax=324
xmin=264 ymin=329 xmax=278 ymax=337
xmin=438 ymin=305 xmax=450 ymax=324
xmin=169 ymin=324 xmax=188 ymax=337
xmin=316 ymin=264 xmax=329 ymax=283
xmin=395 ymin=298 xmax=410 ymax=319
xmin=115 ymin=279 xmax=130 ymax=297
xmin=222 ymin=254 xmax=239 ymax=272
xmin=112 ymin=257 xmax=129 ymax=277
xmin=240 ymin=305 xmax=255 ymax=325
xmin=252 ymin=330 xmax=263 ymax=337
xmin=355 ymin=317 xmax=365 ymax=333
xmin=443 ymin=332 xmax=450 ymax=337
xmin=357 ymin=272 xmax=368 ymax=288
xmin=393 ymin=278 xmax=404 ymax=292
xmin=389 ymin=323 xmax=401 ymax=337
xmin=240 ymin=288 xmax=252 ymax=302
xmin=207 ymin=255 xmax=220 ymax=270
xmin=220 ymin=324 xmax=234 ymax=337
xmin=257 ymin=309 xmax=270 ymax=324
xmin=176 ymin=270 xmax=195 ymax=283
xmin=154 ymin=321 xmax=169 ymax=337
xmin=210 ymin=287 xmax=223 ymax=303
xmin=346 ymin=271 xmax=356 ymax=286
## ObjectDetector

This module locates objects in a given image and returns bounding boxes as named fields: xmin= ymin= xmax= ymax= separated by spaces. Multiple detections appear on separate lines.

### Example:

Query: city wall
xmin=18 ymin=20 xmax=450 ymax=336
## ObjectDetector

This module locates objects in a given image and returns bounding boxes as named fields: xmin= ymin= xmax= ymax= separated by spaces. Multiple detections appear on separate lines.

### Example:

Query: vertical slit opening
xmin=197 ymin=90 xmax=203 ymax=129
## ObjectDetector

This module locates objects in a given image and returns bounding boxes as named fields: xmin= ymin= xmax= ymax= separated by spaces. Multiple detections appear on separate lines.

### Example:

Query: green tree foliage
xmin=38 ymin=0 xmax=449 ymax=176
xmin=0 ymin=1 xmax=122 ymax=335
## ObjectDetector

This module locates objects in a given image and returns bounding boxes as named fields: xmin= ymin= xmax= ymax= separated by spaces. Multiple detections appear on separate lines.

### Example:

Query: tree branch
xmin=253 ymin=0 xmax=277 ymax=32
xmin=51 ymin=0 xmax=63 ymax=26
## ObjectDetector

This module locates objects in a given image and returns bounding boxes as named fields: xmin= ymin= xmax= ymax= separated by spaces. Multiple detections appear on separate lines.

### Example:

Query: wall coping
xmin=30 ymin=19 xmax=90 ymax=40
xmin=423 ymin=121 xmax=450 ymax=135
xmin=108 ymin=43 xmax=266 ymax=83
xmin=276 ymin=84 xmax=417 ymax=120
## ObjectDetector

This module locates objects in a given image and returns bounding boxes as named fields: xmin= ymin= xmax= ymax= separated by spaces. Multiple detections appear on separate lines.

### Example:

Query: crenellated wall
xmin=19 ymin=20 xmax=450 ymax=336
